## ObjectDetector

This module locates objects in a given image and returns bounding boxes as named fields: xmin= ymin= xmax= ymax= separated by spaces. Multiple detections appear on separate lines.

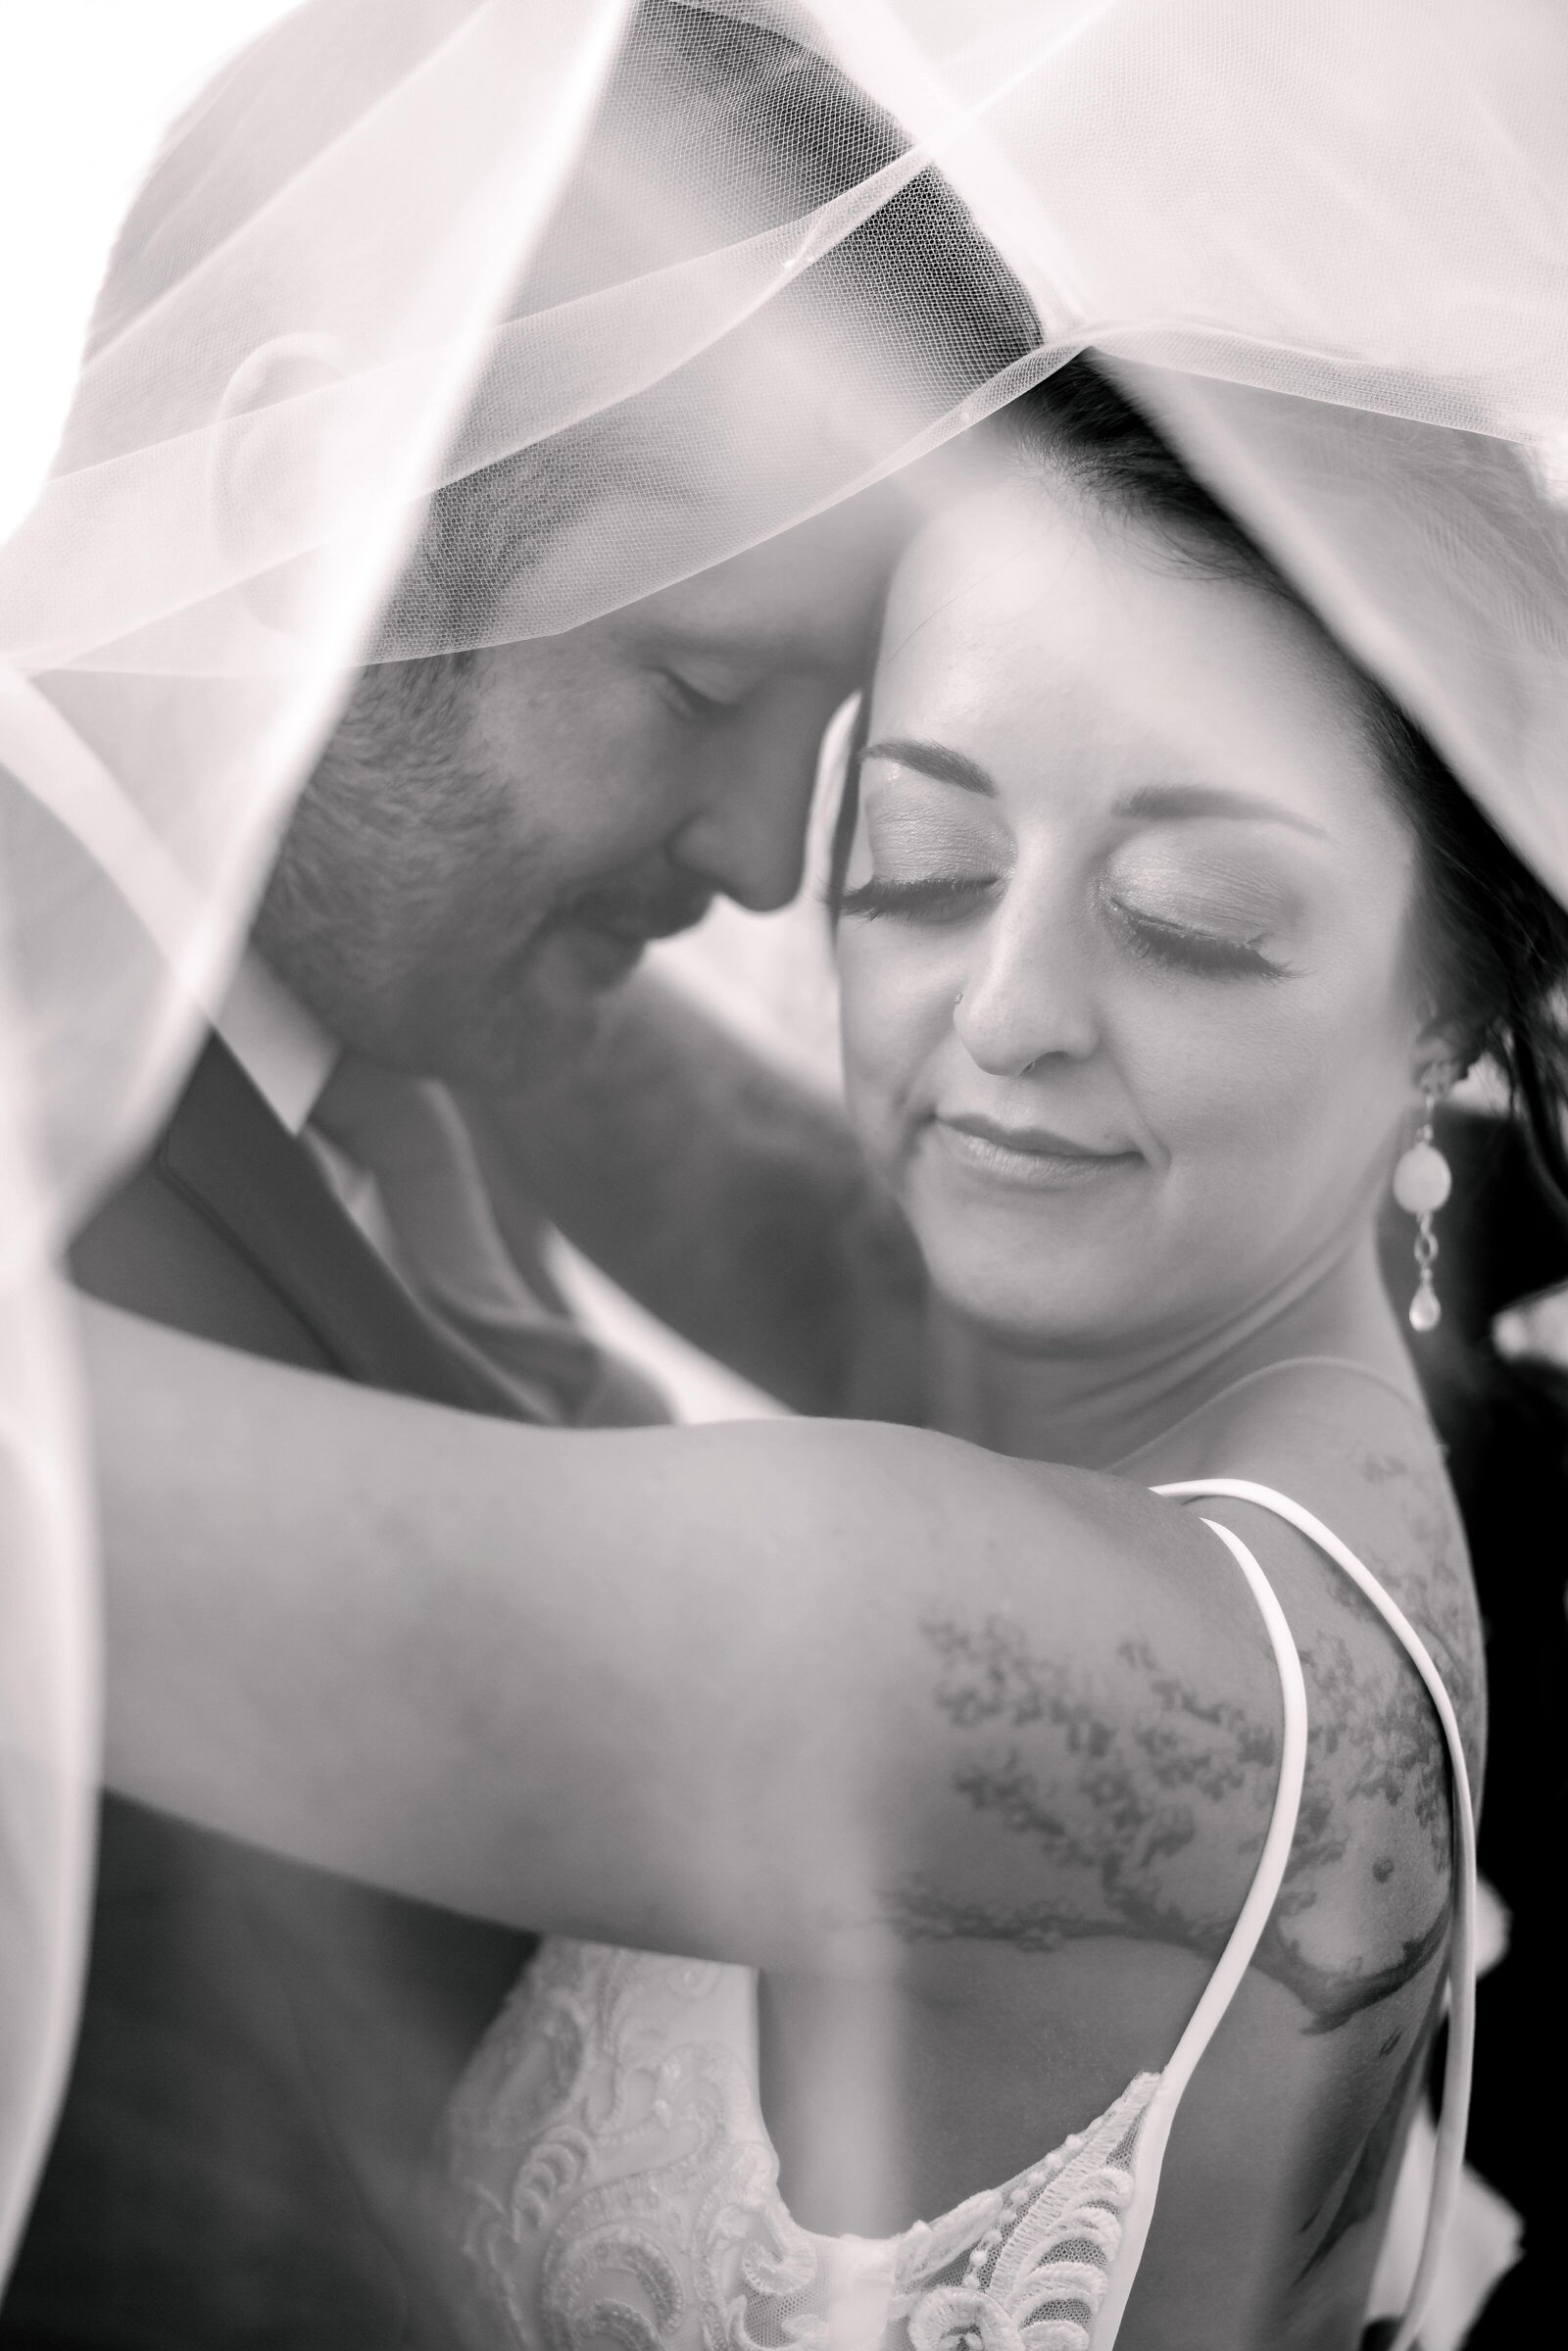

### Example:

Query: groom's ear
xmin=208 ymin=334 xmax=352 ymax=639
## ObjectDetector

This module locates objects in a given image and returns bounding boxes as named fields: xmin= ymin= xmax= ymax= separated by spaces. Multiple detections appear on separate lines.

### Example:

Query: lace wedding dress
xmin=437 ymin=1484 xmax=1476 ymax=2351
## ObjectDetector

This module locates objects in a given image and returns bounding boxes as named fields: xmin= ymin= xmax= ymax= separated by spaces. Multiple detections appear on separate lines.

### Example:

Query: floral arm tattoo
xmin=888 ymin=1582 xmax=1460 ymax=2031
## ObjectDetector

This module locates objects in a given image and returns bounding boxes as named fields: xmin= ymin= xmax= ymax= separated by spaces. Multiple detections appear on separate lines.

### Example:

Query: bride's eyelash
xmin=836 ymin=874 xmax=1290 ymax=978
xmin=1107 ymin=899 xmax=1289 ymax=979
xmin=836 ymin=875 xmax=997 ymax=924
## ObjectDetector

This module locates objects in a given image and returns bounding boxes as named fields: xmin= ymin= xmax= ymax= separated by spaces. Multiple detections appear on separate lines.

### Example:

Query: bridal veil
xmin=2 ymin=0 xmax=1566 ymax=2288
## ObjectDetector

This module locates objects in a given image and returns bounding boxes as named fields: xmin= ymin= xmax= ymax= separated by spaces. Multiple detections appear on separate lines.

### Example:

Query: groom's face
xmin=256 ymin=499 xmax=893 ymax=1083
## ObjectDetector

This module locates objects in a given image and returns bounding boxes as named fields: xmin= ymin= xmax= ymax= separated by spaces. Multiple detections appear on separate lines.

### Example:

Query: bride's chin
xmin=906 ymin=1146 xmax=1141 ymax=1250
xmin=916 ymin=1233 xmax=1139 ymax=1351
xmin=908 ymin=1194 xmax=1166 ymax=1345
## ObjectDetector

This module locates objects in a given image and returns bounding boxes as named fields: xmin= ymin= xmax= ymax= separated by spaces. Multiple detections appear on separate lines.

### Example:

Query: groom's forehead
xmin=606 ymin=493 xmax=906 ymax=656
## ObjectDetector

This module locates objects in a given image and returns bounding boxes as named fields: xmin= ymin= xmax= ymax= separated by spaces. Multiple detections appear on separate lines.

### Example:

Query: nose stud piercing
xmin=1393 ymin=1068 xmax=1453 ymax=1333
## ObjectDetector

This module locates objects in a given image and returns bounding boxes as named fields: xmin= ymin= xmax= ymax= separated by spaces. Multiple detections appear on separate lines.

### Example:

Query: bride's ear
xmin=208 ymin=334 xmax=351 ymax=638
xmin=1410 ymin=1011 xmax=1473 ymax=1096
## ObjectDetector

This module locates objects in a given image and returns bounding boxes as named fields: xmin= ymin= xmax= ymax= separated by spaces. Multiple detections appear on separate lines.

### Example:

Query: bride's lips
xmin=930 ymin=1112 xmax=1143 ymax=1189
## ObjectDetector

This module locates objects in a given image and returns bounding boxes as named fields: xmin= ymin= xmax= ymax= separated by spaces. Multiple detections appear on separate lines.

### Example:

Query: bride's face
xmin=838 ymin=476 xmax=1428 ymax=1350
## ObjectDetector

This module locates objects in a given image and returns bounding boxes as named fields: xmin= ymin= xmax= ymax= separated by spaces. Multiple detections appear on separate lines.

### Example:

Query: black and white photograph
xmin=0 ymin=5 xmax=1564 ymax=2346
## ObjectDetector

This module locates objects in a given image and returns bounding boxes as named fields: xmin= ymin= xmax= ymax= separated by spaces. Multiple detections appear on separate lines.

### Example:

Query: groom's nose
xmin=669 ymin=682 xmax=837 ymax=911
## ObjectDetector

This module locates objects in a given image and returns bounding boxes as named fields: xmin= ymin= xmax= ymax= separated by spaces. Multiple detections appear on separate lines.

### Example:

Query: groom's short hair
xmin=88 ymin=1 xmax=1034 ymax=363
xmin=74 ymin=0 xmax=1037 ymax=624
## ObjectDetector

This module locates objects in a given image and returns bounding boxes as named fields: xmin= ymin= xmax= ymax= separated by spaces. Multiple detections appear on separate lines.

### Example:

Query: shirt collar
xmin=215 ymin=953 xmax=339 ymax=1136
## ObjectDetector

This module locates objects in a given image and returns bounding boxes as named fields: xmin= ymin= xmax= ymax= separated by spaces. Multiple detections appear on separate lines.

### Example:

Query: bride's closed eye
xmin=837 ymin=787 xmax=1007 ymax=925
xmin=838 ymin=872 xmax=1000 ymax=924
xmin=1099 ymin=837 xmax=1298 ymax=979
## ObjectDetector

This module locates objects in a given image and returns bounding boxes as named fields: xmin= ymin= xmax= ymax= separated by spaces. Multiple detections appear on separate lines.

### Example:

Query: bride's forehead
xmin=870 ymin=488 xmax=1410 ymax=846
xmin=882 ymin=486 xmax=1359 ymax=723
xmin=885 ymin=474 xmax=1264 ymax=652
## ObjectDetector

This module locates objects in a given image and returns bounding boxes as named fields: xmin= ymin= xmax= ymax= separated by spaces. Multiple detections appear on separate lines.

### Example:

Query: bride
xmin=425 ymin=360 xmax=1511 ymax=2351
xmin=87 ymin=358 xmax=1568 ymax=2349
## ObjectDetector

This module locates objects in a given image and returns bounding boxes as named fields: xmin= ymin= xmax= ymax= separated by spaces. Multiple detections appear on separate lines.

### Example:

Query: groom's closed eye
xmin=654 ymin=666 xmax=752 ymax=720
xmin=643 ymin=633 xmax=776 ymax=720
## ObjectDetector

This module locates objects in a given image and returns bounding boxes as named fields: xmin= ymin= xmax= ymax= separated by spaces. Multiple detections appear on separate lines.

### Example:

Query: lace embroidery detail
xmin=435 ymin=1941 xmax=1156 ymax=2351
xmin=889 ymin=2079 xmax=1155 ymax=2351
xmin=436 ymin=1488 xmax=1464 ymax=2351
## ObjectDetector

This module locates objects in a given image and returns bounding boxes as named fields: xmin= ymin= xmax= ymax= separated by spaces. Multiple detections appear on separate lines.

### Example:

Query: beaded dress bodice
xmin=437 ymin=1485 xmax=1476 ymax=2351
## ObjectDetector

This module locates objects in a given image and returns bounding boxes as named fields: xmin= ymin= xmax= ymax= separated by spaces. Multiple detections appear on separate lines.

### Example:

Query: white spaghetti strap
xmin=1093 ymin=1510 xmax=1309 ymax=2351
xmin=1143 ymin=1479 xmax=1477 ymax=2351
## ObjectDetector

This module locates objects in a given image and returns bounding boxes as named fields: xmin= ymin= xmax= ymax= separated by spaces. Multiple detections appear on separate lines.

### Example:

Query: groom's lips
xmin=556 ymin=889 xmax=715 ymax=984
xmin=562 ymin=923 xmax=646 ymax=985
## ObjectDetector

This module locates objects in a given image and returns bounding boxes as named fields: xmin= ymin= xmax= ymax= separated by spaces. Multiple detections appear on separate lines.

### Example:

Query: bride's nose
xmin=952 ymin=878 xmax=1100 ymax=1076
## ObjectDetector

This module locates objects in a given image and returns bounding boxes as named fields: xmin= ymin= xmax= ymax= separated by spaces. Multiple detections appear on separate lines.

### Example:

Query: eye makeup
xmin=1098 ymin=831 xmax=1299 ymax=978
xmin=839 ymin=770 xmax=1010 ymax=925
xmin=839 ymin=755 xmax=1307 ymax=980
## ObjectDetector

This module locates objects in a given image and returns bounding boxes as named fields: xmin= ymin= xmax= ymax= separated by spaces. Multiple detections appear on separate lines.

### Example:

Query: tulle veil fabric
xmin=2 ymin=0 xmax=1566 ymax=2305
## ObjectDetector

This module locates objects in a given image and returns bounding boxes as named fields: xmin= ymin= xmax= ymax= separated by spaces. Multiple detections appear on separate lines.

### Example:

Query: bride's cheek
xmin=840 ymin=946 xmax=948 ymax=1147
xmin=1123 ymin=980 xmax=1348 ymax=1202
xmin=848 ymin=936 xmax=952 ymax=1052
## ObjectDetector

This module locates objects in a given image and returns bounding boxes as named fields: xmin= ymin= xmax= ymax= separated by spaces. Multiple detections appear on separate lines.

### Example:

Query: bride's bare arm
xmin=90 ymin=1299 xmax=1182 ymax=1968
xmin=84 ymin=1298 xmax=1457 ymax=2017
xmin=462 ymin=971 xmax=926 ymax=1417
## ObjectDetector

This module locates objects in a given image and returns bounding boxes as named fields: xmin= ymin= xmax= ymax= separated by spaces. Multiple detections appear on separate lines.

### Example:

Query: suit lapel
xmin=160 ymin=1038 xmax=541 ymax=1420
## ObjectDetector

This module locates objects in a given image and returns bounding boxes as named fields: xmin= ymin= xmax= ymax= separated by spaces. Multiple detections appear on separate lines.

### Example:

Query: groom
xmin=0 ymin=9 xmax=1035 ymax=2349
xmin=3 ymin=505 xmax=892 ymax=2351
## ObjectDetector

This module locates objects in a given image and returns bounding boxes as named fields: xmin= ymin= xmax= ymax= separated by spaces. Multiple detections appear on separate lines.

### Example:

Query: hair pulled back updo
xmin=955 ymin=360 xmax=1568 ymax=1211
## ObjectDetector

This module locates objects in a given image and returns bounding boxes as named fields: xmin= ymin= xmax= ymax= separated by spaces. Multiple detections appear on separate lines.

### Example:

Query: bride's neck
xmin=927 ymin=1226 xmax=1418 ymax=1471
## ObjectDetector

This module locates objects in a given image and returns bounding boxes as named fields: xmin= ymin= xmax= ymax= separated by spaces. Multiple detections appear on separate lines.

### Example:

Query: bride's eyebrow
xmin=1113 ymin=782 xmax=1328 ymax=838
xmin=859 ymin=737 xmax=997 ymax=797
xmin=858 ymin=752 xmax=1329 ymax=841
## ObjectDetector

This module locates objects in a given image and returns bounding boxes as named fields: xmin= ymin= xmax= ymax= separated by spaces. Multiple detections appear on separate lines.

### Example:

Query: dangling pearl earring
xmin=1393 ymin=1068 xmax=1453 ymax=1333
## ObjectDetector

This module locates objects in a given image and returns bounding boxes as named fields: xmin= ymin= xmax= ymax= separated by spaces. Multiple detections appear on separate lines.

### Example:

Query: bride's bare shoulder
xmin=1135 ymin=1361 xmax=1482 ymax=1999
xmin=805 ymin=1370 xmax=1478 ymax=2016
xmin=1175 ymin=1359 xmax=1483 ymax=1759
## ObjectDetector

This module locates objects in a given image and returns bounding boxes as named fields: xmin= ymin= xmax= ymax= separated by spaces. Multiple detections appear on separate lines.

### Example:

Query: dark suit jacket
xmin=1 ymin=1040 xmax=546 ymax=2351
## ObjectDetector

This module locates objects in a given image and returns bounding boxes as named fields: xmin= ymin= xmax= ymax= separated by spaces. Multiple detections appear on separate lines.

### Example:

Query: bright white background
xmin=0 ymin=2 xmax=298 ymax=538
